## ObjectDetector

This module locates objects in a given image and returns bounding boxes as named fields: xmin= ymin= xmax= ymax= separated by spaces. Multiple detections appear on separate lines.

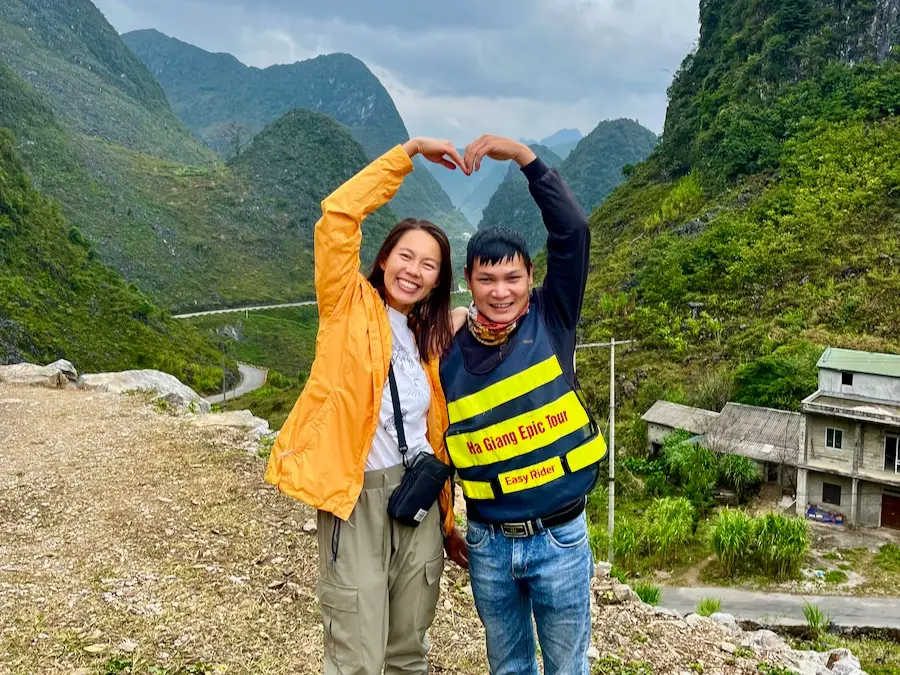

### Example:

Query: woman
xmin=264 ymin=137 xmax=469 ymax=675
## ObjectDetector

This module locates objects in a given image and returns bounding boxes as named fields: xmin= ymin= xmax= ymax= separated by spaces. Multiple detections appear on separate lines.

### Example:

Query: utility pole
xmin=575 ymin=338 xmax=636 ymax=564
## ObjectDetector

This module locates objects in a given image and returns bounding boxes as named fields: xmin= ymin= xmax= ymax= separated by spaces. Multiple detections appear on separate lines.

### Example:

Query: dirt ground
xmin=0 ymin=382 xmax=830 ymax=674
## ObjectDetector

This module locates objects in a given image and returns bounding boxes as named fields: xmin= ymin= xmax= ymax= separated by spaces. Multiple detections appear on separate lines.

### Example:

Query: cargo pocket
xmin=317 ymin=578 xmax=362 ymax=672
xmin=415 ymin=553 xmax=445 ymax=632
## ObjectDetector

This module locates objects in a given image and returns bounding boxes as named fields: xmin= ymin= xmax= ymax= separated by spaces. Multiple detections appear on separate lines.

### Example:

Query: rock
xmin=187 ymin=410 xmax=269 ymax=441
xmin=719 ymin=642 xmax=736 ymax=654
xmin=0 ymin=361 xmax=74 ymax=388
xmin=118 ymin=639 xmax=138 ymax=653
xmin=710 ymin=611 xmax=742 ymax=637
xmin=653 ymin=606 xmax=681 ymax=618
xmin=587 ymin=646 xmax=600 ymax=661
xmin=303 ymin=519 xmax=317 ymax=534
xmin=613 ymin=583 xmax=639 ymax=603
xmin=685 ymin=613 xmax=712 ymax=628
xmin=47 ymin=359 xmax=78 ymax=382
xmin=594 ymin=561 xmax=612 ymax=578
xmin=743 ymin=629 xmax=789 ymax=652
xmin=77 ymin=370 xmax=210 ymax=414
xmin=828 ymin=649 xmax=862 ymax=675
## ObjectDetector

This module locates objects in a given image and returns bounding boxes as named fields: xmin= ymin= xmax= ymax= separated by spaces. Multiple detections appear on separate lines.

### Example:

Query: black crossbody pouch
xmin=385 ymin=364 xmax=454 ymax=527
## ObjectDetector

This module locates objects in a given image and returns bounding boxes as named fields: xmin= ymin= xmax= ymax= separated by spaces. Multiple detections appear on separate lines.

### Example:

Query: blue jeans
xmin=465 ymin=511 xmax=593 ymax=675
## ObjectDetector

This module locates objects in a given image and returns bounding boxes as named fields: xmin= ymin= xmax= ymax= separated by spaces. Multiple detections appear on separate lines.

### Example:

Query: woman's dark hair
xmin=367 ymin=218 xmax=454 ymax=362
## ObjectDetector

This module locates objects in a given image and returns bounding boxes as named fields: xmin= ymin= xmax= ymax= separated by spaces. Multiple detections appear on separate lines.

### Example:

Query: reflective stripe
xmin=446 ymin=391 xmax=589 ymax=469
xmin=447 ymin=356 xmax=563 ymax=424
xmin=459 ymin=479 xmax=494 ymax=500
xmin=566 ymin=434 xmax=608 ymax=472
xmin=497 ymin=456 xmax=565 ymax=494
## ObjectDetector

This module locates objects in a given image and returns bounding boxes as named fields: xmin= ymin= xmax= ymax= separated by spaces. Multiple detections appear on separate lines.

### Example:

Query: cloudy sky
xmin=93 ymin=0 xmax=700 ymax=145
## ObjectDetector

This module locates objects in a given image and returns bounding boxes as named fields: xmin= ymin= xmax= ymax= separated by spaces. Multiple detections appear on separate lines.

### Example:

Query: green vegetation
xmin=0 ymin=127 xmax=230 ymax=391
xmin=710 ymin=509 xmax=754 ymax=577
xmin=480 ymin=120 xmax=658 ymax=254
xmin=709 ymin=510 xmax=809 ymax=580
xmin=592 ymin=655 xmax=652 ymax=675
xmin=632 ymin=581 xmax=661 ymax=606
xmin=122 ymin=29 xmax=473 ymax=261
xmin=823 ymin=570 xmax=848 ymax=584
xmin=875 ymin=544 xmax=900 ymax=573
xmin=696 ymin=597 xmax=721 ymax=617
xmin=802 ymin=602 xmax=832 ymax=643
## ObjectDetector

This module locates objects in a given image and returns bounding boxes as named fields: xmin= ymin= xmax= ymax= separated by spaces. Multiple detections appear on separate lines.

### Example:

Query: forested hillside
xmin=0 ymin=128 xmax=228 ymax=390
xmin=569 ymin=0 xmax=900 ymax=453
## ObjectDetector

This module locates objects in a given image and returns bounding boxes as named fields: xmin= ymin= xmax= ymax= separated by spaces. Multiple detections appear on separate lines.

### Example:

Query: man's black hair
xmin=465 ymin=227 xmax=532 ymax=273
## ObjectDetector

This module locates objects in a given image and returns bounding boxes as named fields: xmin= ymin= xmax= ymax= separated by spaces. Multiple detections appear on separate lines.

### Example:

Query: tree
xmin=220 ymin=121 xmax=250 ymax=160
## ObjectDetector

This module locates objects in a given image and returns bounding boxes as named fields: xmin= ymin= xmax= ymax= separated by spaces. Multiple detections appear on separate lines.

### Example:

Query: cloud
xmin=92 ymin=0 xmax=700 ymax=143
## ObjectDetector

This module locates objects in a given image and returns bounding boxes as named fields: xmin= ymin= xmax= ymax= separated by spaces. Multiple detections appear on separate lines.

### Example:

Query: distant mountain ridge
xmin=123 ymin=29 xmax=472 ymax=251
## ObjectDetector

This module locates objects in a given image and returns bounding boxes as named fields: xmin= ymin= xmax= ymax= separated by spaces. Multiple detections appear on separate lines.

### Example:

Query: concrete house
xmin=797 ymin=348 xmax=900 ymax=529
xmin=642 ymin=400 xmax=720 ymax=457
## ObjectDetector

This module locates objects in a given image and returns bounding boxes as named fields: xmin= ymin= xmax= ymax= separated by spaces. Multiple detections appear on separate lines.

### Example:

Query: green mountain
xmin=0 ymin=57 xmax=316 ymax=313
xmin=229 ymin=108 xmax=398 ymax=264
xmin=0 ymin=127 xmax=228 ymax=391
xmin=562 ymin=119 xmax=658 ymax=215
xmin=570 ymin=0 xmax=900 ymax=446
xmin=478 ymin=119 xmax=657 ymax=254
xmin=459 ymin=159 xmax=508 ymax=225
xmin=0 ymin=0 xmax=213 ymax=165
xmin=122 ymin=29 xmax=472 ymax=254
xmin=477 ymin=145 xmax=564 ymax=254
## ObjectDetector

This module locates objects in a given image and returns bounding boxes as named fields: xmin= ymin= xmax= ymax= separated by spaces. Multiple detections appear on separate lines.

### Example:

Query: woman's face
xmin=380 ymin=229 xmax=442 ymax=314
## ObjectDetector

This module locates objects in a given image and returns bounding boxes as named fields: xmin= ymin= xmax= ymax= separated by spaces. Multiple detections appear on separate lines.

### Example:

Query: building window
xmin=885 ymin=436 xmax=899 ymax=474
xmin=822 ymin=482 xmax=842 ymax=506
xmin=826 ymin=428 xmax=843 ymax=450
xmin=842 ymin=372 xmax=854 ymax=386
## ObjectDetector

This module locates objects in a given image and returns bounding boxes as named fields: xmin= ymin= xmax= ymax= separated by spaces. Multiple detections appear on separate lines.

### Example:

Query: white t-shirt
xmin=365 ymin=306 xmax=434 ymax=472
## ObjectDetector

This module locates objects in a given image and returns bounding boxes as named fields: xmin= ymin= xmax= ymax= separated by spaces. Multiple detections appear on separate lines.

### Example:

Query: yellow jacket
xmin=264 ymin=145 xmax=455 ymax=535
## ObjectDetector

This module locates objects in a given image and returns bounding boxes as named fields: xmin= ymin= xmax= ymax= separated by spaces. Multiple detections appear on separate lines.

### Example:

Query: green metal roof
xmin=817 ymin=347 xmax=900 ymax=378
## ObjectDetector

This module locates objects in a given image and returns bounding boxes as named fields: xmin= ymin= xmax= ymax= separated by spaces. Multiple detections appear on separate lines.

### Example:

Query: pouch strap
xmin=387 ymin=363 xmax=409 ymax=468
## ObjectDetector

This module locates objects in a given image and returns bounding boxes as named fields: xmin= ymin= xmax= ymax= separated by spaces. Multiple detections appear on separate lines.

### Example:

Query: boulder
xmin=710 ymin=612 xmax=742 ymax=637
xmin=742 ymin=629 xmax=789 ymax=653
xmin=613 ymin=584 xmax=640 ymax=603
xmin=594 ymin=561 xmax=612 ymax=579
xmin=78 ymin=370 xmax=210 ymax=414
xmin=187 ymin=410 xmax=269 ymax=439
xmin=828 ymin=649 xmax=863 ymax=675
xmin=0 ymin=360 xmax=76 ymax=388
xmin=685 ymin=613 xmax=712 ymax=629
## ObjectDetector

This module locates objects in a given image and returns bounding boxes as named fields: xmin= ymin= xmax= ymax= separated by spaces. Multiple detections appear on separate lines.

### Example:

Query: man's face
xmin=466 ymin=255 xmax=533 ymax=324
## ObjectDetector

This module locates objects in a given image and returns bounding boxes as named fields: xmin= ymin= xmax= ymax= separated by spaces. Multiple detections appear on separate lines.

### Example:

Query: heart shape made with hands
xmin=412 ymin=134 xmax=535 ymax=176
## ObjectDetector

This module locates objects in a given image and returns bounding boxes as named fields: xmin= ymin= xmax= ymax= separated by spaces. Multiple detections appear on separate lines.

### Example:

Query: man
xmin=439 ymin=135 xmax=608 ymax=675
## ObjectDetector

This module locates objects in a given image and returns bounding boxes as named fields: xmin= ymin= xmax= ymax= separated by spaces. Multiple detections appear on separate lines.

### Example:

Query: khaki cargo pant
xmin=316 ymin=464 xmax=445 ymax=675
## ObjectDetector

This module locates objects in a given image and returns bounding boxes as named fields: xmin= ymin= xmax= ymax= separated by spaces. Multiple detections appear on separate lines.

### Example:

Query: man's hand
xmin=403 ymin=137 xmax=468 ymax=173
xmin=444 ymin=525 xmax=469 ymax=569
xmin=463 ymin=135 xmax=537 ymax=173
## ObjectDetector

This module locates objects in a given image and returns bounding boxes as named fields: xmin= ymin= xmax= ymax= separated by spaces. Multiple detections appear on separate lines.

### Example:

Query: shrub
xmin=717 ymin=454 xmax=763 ymax=503
xmin=733 ymin=343 xmax=822 ymax=411
xmin=632 ymin=582 xmax=661 ymax=606
xmin=663 ymin=436 xmax=718 ymax=514
xmin=696 ymin=597 xmax=721 ymax=617
xmin=803 ymin=602 xmax=831 ymax=642
xmin=645 ymin=497 xmax=695 ymax=561
xmin=710 ymin=509 xmax=754 ymax=576
xmin=613 ymin=516 xmax=643 ymax=567
xmin=753 ymin=513 xmax=809 ymax=579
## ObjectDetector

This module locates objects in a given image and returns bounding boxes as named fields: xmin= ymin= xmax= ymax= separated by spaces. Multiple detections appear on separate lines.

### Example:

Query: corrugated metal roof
xmin=818 ymin=347 xmax=900 ymax=378
xmin=704 ymin=402 xmax=801 ymax=464
xmin=641 ymin=401 xmax=719 ymax=434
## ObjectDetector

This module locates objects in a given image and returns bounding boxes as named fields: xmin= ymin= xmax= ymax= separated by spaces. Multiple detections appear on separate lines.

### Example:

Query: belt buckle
xmin=500 ymin=521 xmax=533 ymax=538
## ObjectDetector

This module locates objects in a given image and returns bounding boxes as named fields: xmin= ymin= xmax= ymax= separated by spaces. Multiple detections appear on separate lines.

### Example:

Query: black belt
xmin=474 ymin=497 xmax=585 ymax=538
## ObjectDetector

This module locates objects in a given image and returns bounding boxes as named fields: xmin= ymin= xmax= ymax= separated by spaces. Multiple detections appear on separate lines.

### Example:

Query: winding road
xmin=203 ymin=363 xmax=268 ymax=404
xmin=661 ymin=586 xmax=900 ymax=628
xmin=173 ymin=300 xmax=317 ymax=319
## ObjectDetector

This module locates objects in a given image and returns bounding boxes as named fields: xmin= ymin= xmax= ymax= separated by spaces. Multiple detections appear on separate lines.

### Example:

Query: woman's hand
xmin=403 ymin=137 xmax=468 ymax=173
xmin=444 ymin=525 xmax=469 ymax=569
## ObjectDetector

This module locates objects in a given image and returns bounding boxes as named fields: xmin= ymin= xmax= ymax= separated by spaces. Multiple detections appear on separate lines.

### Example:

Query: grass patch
xmin=824 ymin=570 xmax=847 ymax=584
xmin=632 ymin=582 xmax=661 ymax=606
xmin=696 ymin=597 xmax=721 ymax=617
xmin=875 ymin=545 xmax=900 ymax=574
